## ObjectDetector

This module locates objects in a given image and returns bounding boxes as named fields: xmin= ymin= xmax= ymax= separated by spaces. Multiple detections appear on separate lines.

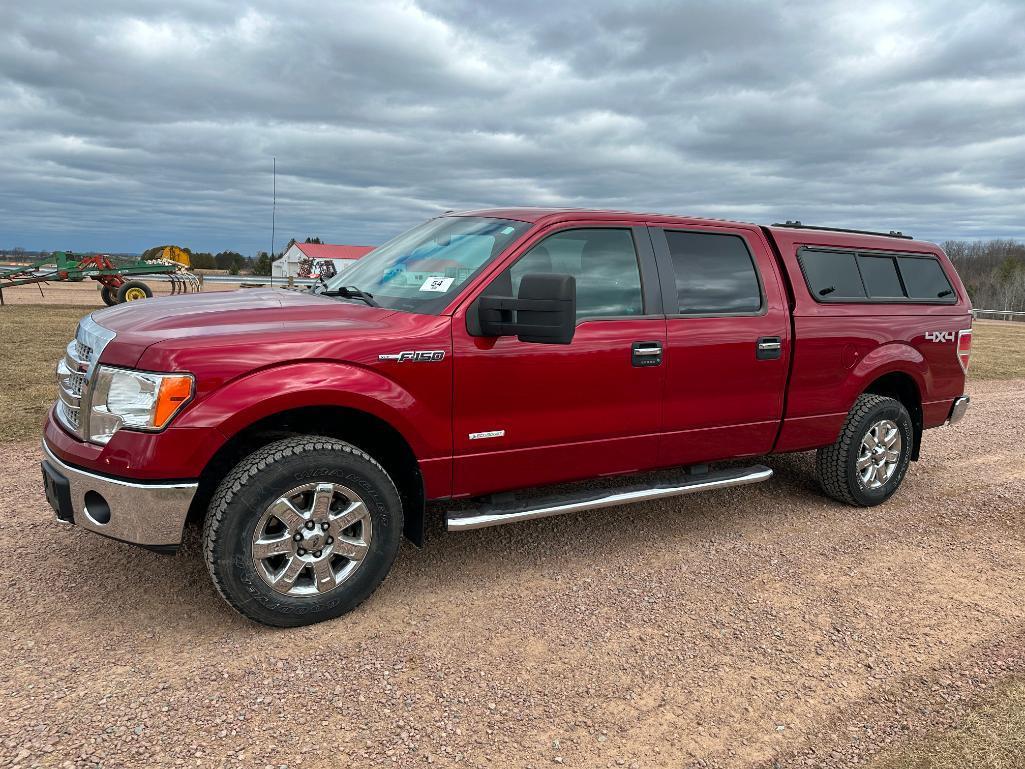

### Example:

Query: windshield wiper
xmin=320 ymin=285 xmax=379 ymax=307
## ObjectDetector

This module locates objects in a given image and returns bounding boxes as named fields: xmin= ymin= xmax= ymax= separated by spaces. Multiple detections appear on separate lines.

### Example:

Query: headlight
xmin=89 ymin=366 xmax=194 ymax=444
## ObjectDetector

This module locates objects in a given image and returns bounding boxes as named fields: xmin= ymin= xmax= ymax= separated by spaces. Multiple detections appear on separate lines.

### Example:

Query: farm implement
xmin=0 ymin=251 xmax=201 ymax=306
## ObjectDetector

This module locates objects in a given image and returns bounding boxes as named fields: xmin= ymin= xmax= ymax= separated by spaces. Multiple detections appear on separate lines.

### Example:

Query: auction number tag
xmin=419 ymin=276 xmax=455 ymax=292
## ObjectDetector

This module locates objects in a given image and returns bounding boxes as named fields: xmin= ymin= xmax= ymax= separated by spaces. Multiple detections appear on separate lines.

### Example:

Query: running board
xmin=446 ymin=464 xmax=773 ymax=532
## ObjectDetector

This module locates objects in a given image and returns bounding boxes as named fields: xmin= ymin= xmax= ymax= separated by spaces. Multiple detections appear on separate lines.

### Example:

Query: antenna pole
xmin=270 ymin=156 xmax=276 ymax=288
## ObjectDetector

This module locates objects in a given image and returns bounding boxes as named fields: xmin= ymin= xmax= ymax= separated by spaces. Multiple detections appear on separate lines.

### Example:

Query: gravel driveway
xmin=3 ymin=378 xmax=1024 ymax=768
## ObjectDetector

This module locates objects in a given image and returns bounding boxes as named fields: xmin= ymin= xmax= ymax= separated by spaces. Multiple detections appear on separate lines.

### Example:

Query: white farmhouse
xmin=271 ymin=242 xmax=375 ymax=279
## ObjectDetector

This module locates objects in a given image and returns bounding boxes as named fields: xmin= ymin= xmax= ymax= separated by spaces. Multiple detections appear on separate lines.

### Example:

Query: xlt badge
xmin=378 ymin=350 xmax=446 ymax=362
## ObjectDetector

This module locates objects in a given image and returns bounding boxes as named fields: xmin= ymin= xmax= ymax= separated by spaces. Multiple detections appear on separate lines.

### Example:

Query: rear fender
xmin=847 ymin=343 xmax=929 ymax=412
xmin=849 ymin=344 xmax=927 ymax=458
xmin=774 ymin=343 xmax=929 ymax=455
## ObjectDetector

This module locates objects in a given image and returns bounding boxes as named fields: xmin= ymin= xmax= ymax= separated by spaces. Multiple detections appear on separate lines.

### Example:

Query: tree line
xmin=943 ymin=239 xmax=1025 ymax=312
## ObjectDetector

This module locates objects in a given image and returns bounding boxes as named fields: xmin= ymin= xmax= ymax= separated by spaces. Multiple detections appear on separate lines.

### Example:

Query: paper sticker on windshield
xmin=419 ymin=276 xmax=454 ymax=292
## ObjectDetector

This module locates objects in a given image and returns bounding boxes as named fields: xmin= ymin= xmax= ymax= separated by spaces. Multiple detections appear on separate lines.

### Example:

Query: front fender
xmin=175 ymin=361 xmax=447 ymax=461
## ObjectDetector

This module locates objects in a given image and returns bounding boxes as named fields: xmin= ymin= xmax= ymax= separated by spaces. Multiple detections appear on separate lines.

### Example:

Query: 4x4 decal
xmin=924 ymin=331 xmax=956 ymax=343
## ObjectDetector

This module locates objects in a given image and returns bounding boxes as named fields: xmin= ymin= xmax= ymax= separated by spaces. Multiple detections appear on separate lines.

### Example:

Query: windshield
xmin=324 ymin=216 xmax=532 ymax=313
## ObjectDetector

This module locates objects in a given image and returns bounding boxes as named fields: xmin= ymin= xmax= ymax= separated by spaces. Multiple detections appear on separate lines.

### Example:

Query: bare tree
xmin=944 ymin=239 xmax=1025 ymax=312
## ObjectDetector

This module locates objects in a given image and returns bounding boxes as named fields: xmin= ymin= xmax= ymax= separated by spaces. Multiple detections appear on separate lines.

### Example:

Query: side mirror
xmin=476 ymin=273 xmax=576 ymax=344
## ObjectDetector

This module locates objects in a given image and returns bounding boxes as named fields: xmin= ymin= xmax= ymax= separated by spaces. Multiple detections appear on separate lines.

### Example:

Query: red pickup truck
xmin=42 ymin=209 xmax=972 ymax=626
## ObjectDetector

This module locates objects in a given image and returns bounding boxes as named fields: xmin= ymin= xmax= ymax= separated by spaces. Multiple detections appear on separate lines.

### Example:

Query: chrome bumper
xmin=42 ymin=441 xmax=197 ymax=547
xmin=947 ymin=395 xmax=970 ymax=426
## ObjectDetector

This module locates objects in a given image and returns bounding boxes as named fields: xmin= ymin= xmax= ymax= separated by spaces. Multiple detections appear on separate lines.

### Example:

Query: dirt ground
xmin=1 ymin=374 xmax=1024 ymax=768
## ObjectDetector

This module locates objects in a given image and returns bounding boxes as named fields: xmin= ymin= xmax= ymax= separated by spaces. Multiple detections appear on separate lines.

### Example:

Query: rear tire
xmin=100 ymin=286 xmax=118 ymax=306
xmin=816 ymin=394 xmax=913 ymax=506
xmin=203 ymin=437 xmax=403 ymax=627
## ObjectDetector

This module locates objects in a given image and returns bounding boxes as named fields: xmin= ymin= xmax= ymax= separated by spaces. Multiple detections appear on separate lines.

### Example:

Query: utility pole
xmin=270 ymin=156 xmax=276 ymax=287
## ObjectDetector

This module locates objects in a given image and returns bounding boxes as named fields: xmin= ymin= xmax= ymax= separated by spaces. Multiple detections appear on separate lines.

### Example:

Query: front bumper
xmin=947 ymin=395 xmax=970 ymax=425
xmin=41 ymin=440 xmax=197 ymax=548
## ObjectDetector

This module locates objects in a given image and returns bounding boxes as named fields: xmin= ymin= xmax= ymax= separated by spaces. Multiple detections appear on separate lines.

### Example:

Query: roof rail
xmin=772 ymin=220 xmax=912 ymax=240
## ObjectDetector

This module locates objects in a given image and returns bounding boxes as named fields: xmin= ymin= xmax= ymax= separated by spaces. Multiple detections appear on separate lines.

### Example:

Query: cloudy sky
xmin=1 ymin=0 xmax=1023 ymax=254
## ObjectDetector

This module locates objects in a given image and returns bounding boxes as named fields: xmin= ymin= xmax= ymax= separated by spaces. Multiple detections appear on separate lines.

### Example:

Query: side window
xmin=898 ymin=256 xmax=955 ymax=300
xmin=798 ymin=250 xmax=867 ymax=300
xmin=799 ymin=249 xmax=957 ymax=303
xmin=857 ymin=255 xmax=904 ymax=298
xmin=663 ymin=231 xmax=762 ymax=314
xmin=498 ymin=228 xmax=644 ymax=320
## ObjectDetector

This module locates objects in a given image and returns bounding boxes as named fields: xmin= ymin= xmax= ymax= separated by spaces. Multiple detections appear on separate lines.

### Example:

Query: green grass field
xmin=871 ymin=680 xmax=1025 ymax=769
xmin=0 ymin=305 xmax=91 ymax=443
xmin=965 ymin=320 xmax=1025 ymax=380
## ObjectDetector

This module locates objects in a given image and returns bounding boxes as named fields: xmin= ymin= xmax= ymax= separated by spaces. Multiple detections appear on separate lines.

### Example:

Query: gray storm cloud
xmin=1 ymin=0 xmax=1023 ymax=253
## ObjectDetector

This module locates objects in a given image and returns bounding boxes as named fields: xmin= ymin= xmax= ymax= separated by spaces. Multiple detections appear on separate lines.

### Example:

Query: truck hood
xmin=92 ymin=289 xmax=399 ymax=368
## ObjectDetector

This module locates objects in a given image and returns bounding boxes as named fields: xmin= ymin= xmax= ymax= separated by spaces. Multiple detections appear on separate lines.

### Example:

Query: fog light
xmin=84 ymin=491 xmax=111 ymax=525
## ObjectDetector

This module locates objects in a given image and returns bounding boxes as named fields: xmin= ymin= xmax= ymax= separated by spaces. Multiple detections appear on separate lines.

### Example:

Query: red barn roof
xmin=293 ymin=243 xmax=374 ymax=260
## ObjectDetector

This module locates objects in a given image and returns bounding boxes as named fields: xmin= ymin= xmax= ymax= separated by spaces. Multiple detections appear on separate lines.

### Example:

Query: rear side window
xmin=663 ymin=231 xmax=762 ymax=314
xmin=798 ymin=248 xmax=957 ymax=303
xmin=798 ymin=250 xmax=866 ymax=300
xmin=898 ymin=256 xmax=956 ymax=300
xmin=857 ymin=255 xmax=903 ymax=298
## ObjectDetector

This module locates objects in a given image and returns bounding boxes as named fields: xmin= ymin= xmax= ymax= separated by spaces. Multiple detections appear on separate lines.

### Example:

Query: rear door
xmin=650 ymin=223 xmax=790 ymax=466
xmin=450 ymin=223 xmax=666 ymax=497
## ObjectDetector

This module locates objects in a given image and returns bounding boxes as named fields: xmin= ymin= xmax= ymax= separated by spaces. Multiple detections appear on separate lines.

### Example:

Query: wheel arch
xmin=189 ymin=405 xmax=426 ymax=546
xmin=861 ymin=370 xmax=923 ymax=460
xmin=846 ymin=342 xmax=928 ymax=461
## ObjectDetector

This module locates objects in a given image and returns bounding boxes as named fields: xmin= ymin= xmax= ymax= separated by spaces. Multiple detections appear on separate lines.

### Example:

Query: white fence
xmin=973 ymin=309 xmax=1025 ymax=322
xmin=147 ymin=273 xmax=318 ymax=288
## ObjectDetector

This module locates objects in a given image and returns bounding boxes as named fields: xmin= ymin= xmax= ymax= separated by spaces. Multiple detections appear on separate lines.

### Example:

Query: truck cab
xmin=41 ymin=209 xmax=972 ymax=626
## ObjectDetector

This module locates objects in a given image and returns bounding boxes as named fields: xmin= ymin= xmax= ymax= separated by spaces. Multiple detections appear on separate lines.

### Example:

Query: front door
xmin=650 ymin=223 xmax=791 ymax=466
xmin=451 ymin=225 xmax=666 ymax=498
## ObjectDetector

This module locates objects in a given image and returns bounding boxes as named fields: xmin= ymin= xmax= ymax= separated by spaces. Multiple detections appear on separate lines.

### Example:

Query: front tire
xmin=203 ymin=437 xmax=403 ymax=627
xmin=816 ymin=394 xmax=913 ymax=506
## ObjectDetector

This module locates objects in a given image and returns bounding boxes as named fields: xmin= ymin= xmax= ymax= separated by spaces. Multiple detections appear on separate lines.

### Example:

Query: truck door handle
xmin=632 ymin=341 xmax=663 ymax=367
xmin=756 ymin=336 xmax=782 ymax=360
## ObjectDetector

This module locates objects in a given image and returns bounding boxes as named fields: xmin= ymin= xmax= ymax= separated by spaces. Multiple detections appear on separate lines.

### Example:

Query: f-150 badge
xmin=378 ymin=350 xmax=446 ymax=362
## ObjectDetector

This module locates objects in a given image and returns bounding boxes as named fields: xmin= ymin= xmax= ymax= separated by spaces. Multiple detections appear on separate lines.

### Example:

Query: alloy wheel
xmin=857 ymin=419 xmax=902 ymax=489
xmin=250 ymin=482 xmax=372 ymax=596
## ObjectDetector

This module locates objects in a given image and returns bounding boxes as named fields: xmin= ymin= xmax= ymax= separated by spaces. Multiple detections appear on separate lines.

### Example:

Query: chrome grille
xmin=56 ymin=341 xmax=88 ymax=430
xmin=76 ymin=339 xmax=93 ymax=362
xmin=54 ymin=315 xmax=115 ymax=439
